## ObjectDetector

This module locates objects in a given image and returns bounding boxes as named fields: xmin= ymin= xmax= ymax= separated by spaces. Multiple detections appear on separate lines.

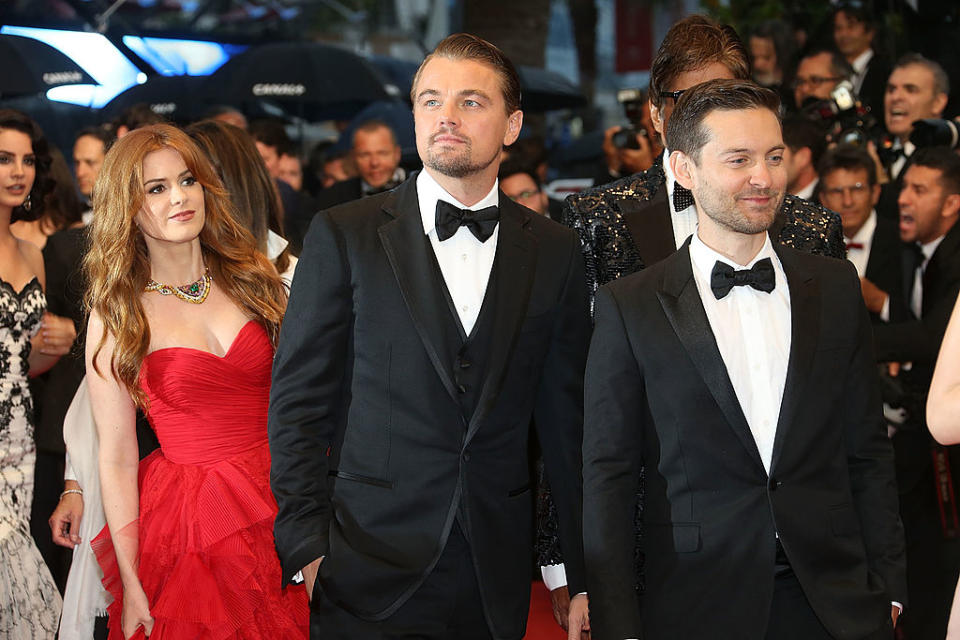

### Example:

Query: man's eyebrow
xmin=416 ymin=89 xmax=440 ymax=101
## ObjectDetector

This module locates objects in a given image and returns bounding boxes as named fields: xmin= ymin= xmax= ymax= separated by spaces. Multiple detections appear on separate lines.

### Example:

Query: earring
xmin=22 ymin=194 xmax=31 ymax=212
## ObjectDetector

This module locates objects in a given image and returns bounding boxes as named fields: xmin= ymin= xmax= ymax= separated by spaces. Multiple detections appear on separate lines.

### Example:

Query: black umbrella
xmin=102 ymin=75 xmax=213 ymax=123
xmin=205 ymin=42 xmax=394 ymax=121
xmin=0 ymin=34 xmax=97 ymax=99
xmin=369 ymin=56 xmax=587 ymax=113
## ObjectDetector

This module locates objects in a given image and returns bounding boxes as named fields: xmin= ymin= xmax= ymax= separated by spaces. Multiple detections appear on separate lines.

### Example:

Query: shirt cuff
xmin=880 ymin=294 xmax=890 ymax=322
xmin=892 ymin=601 xmax=903 ymax=613
xmin=64 ymin=452 xmax=77 ymax=483
xmin=541 ymin=563 xmax=567 ymax=591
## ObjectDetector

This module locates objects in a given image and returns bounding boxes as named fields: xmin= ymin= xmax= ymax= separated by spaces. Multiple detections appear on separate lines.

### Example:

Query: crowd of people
xmin=2 ymin=3 xmax=960 ymax=640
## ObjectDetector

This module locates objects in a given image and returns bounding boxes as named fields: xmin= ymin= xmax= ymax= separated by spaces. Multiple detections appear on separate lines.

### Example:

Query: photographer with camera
xmin=596 ymin=88 xmax=659 ymax=186
xmin=793 ymin=47 xmax=854 ymax=112
xmin=832 ymin=0 xmax=891 ymax=120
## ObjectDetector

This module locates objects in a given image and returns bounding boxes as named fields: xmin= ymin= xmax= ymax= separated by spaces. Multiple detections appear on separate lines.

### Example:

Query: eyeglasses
xmin=792 ymin=76 xmax=842 ymax=90
xmin=662 ymin=89 xmax=686 ymax=103
xmin=822 ymin=182 xmax=869 ymax=198
xmin=507 ymin=189 xmax=540 ymax=201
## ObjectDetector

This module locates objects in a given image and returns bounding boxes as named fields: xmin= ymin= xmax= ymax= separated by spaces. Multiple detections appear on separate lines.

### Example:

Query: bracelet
xmin=60 ymin=488 xmax=83 ymax=499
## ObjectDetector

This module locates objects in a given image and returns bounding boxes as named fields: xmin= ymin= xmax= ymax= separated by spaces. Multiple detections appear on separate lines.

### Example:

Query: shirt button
xmin=461 ymin=254 xmax=468 ymax=261
xmin=461 ymin=305 xmax=468 ymax=312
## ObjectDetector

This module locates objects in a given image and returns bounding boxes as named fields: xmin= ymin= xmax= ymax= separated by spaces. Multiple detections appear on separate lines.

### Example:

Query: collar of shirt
xmin=848 ymin=209 xmax=877 ymax=248
xmin=689 ymin=230 xmax=782 ymax=281
xmin=792 ymin=177 xmax=819 ymax=201
xmin=851 ymin=48 xmax=874 ymax=76
xmin=920 ymin=234 xmax=946 ymax=267
xmin=417 ymin=169 xmax=500 ymax=237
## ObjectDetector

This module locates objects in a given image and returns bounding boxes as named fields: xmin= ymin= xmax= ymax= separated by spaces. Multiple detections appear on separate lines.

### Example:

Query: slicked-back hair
xmin=666 ymin=79 xmax=781 ymax=164
xmin=893 ymin=53 xmax=950 ymax=97
xmin=411 ymin=33 xmax=522 ymax=115
xmin=649 ymin=15 xmax=750 ymax=109
xmin=910 ymin=146 xmax=960 ymax=196
xmin=817 ymin=144 xmax=878 ymax=187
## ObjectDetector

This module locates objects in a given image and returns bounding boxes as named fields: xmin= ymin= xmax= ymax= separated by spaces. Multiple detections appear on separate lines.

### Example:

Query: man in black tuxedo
xmin=872 ymin=147 xmax=960 ymax=639
xmin=817 ymin=144 xmax=907 ymax=324
xmin=314 ymin=120 xmax=405 ymax=211
xmin=539 ymin=15 xmax=845 ymax=623
xmin=575 ymin=79 xmax=906 ymax=640
xmin=267 ymin=33 xmax=590 ymax=640
xmin=831 ymin=1 xmax=891 ymax=120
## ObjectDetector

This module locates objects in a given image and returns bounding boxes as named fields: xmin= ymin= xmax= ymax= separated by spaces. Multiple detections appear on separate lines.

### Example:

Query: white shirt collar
xmin=848 ymin=209 xmax=877 ymax=246
xmin=689 ymin=231 xmax=780 ymax=277
xmin=417 ymin=170 xmax=500 ymax=237
xmin=921 ymin=234 xmax=946 ymax=263
xmin=851 ymin=48 xmax=874 ymax=75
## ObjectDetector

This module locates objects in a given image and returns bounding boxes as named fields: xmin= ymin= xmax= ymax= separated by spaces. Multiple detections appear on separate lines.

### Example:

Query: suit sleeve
xmin=533 ymin=229 xmax=591 ymax=595
xmin=873 ymin=271 xmax=960 ymax=364
xmin=582 ymin=285 xmax=645 ymax=638
xmin=840 ymin=264 xmax=909 ymax=604
xmin=268 ymin=212 xmax=352 ymax=585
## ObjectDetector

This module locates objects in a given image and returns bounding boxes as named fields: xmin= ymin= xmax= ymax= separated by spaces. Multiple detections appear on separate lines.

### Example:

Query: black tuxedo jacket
xmin=267 ymin=176 xmax=590 ymax=639
xmin=864 ymin=215 xmax=909 ymax=323
xmin=582 ymin=242 xmax=906 ymax=640
xmin=314 ymin=176 xmax=364 ymax=211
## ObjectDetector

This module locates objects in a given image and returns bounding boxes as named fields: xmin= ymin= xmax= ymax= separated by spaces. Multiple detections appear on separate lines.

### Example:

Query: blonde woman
xmin=84 ymin=124 xmax=307 ymax=639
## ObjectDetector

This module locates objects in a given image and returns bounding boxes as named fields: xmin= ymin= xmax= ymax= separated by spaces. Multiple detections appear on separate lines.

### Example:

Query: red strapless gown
xmin=92 ymin=321 xmax=309 ymax=639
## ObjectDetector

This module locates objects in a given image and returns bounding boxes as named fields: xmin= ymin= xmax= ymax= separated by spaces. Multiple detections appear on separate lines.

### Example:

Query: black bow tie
xmin=435 ymin=200 xmax=500 ymax=242
xmin=710 ymin=257 xmax=776 ymax=300
xmin=673 ymin=183 xmax=695 ymax=211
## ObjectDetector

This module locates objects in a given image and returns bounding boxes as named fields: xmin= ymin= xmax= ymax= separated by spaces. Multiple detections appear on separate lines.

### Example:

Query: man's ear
xmin=795 ymin=146 xmax=812 ymax=170
xmin=650 ymin=101 xmax=665 ymax=140
xmin=504 ymin=110 xmax=523 ymax=146
xmin=942 ymin=193 xmax=960 ymax=219
xmin=671 ymin=150 xmax=696 ymax=191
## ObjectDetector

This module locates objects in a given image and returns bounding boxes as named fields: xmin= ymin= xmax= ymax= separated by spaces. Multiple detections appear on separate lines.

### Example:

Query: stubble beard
xmin=697 ymin=182 xmax=784 ymax=235
xmin=424 ymin=132 xmax=498 ymax=179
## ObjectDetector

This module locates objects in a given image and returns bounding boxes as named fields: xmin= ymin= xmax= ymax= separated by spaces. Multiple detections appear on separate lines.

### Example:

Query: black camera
xmin=801 ymin=80 xmax=878 ymax=147
xmin=612 ymin=88 xmax=648 ymax=150
xmin=910 ymin=118 xmax=960 ymax=149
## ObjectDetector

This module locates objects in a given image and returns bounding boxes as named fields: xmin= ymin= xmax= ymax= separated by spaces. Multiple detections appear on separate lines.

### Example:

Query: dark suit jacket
xmin=314 ymin=176 xmax=363 ymax=211
xmin=267 ymin=176 xmax=590 ymax=639
xmin=535 ymin=158 xmax=846 ymax=569
xmin=582 ymin=242 xmax=907 ymax=640
xmin=864 ymin=214 xmax=909 ymax=323
xmin=858 ymin=53 xmax=892 ymax=122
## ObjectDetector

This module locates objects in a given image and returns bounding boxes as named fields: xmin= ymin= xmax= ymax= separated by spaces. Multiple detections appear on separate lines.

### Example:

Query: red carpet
xmin=524 ymin=581 xmax=566 ymax=639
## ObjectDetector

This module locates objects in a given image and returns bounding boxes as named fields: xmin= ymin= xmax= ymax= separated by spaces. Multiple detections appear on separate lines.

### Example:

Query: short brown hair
xmin=411 ymin=33 xmax=522 ymax=115
xmin=649 ymin=15 xmax=750 ymax=109
xmin=817 ymin=144 xmax=878 ymax=187
xmin=666 ymin=79 xmax=781 ymax=163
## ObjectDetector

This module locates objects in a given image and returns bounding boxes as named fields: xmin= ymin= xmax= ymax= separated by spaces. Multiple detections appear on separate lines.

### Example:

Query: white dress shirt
xmin=890 ymin=140 xmax=915 ymax=181
xmin=850 ymin=48 xmax=874 ymax=96
xmin=663 ymin=150 xmax=699 ymax=249
xmin=689 ymin=233 xmax=792 ymax=473
xmin=417 ymin=170 xmax=499 ymax=335
xmin=792 ymin=177 xmax=819 ymax=202
xmin=845 ymin=211 xmax=890 ymax=321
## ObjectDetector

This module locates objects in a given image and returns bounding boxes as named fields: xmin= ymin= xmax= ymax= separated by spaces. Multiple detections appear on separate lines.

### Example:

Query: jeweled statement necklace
xmin=144 ymin=268 xmax=212 ymax=304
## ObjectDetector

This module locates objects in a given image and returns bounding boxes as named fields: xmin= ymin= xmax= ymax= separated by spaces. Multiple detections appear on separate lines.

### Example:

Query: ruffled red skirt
xmin=92 ymin=442 xmax=309 ymax=639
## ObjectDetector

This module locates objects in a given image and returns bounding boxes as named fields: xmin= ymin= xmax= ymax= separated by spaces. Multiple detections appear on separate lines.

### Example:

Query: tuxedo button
xmin=456 ymin=383 xmax=467 ymax=394
xmin=768 ymin=477 xmax=781 ymax=491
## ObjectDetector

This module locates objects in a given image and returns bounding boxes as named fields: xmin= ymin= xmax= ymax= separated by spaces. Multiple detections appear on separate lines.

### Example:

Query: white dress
xmin=0 ymin=277 xmax=62 ymax=638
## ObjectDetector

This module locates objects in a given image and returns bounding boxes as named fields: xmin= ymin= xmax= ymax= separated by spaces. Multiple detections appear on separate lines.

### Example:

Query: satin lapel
xmin=465 ymin=198 xmax=537 ymax=444
xmin=657 ymin=246 xmax=765 ymax=469
xmin=770 ymin=246 xmax=819 ymax=471
xmin=621 ymin=184 xmax=676 ymax=268
xmin=378 ymin=180 xmax=460 ymax=404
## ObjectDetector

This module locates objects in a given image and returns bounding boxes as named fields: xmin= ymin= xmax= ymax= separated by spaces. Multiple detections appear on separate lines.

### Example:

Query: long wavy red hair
xmin=84 ymin=124 xmax=287 ymax=406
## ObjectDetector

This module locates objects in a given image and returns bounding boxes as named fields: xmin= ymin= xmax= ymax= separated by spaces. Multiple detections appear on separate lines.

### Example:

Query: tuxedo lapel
xmin=657 ymin=246 xmax=765 ymax=469
xmin=770 ymin=246 xmax=820 ymax=471
xmin=620 ymin=184 xmax=675 ymax=268
xmin=465 ymin=197 xmax=537 ymax=444
xmin=378 ymin=180 xmax=461 ymax=405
